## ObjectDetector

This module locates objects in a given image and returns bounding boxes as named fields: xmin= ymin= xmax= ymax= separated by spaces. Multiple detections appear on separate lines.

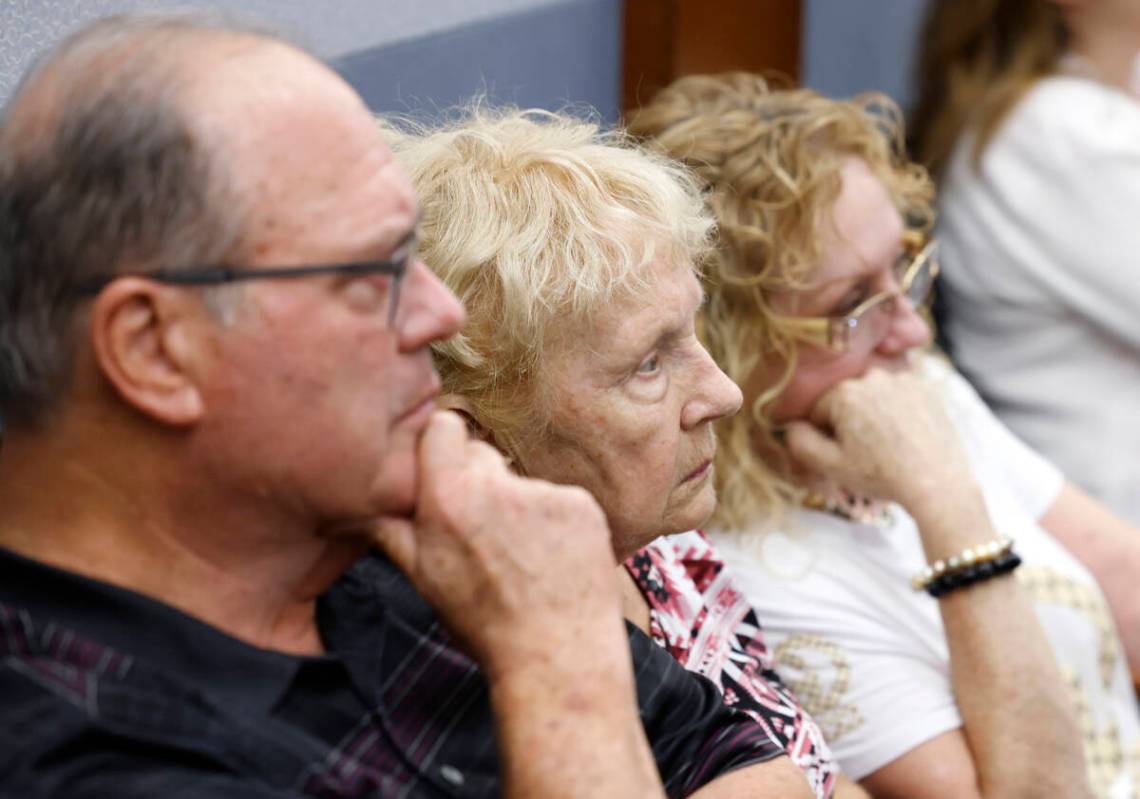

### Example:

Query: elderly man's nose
xmin=397 ymin=259 xmax=466 ymax=351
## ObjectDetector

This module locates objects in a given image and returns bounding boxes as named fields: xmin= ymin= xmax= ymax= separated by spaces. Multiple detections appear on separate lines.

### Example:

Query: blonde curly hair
xmin=627 ymin=73 xmax=935 ymax=531
xmin=382 ymin=106 xmax=714 ymax=458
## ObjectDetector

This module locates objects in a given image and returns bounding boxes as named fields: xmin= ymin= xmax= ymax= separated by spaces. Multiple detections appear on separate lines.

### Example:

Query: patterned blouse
xmin=625 ymin=530 xmax=839 ymax=799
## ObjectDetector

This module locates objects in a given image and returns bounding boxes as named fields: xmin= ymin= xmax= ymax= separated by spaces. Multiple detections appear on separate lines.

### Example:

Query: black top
xmin=0 ymin=547 xmax=783 ymax=798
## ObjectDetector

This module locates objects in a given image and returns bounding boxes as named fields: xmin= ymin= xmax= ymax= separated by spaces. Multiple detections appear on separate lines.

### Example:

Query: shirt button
xmin=439 ymin=765 xmax=465 ymax=787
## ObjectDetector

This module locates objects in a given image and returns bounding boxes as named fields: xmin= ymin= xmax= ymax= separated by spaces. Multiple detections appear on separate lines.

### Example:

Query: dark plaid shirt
xmin=0 ymin=547 xmax=784 ymax=798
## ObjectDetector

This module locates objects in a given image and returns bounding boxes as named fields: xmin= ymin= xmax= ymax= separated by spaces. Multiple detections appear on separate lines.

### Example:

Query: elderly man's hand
xmin=374 ymin=410 xmax=623 ymax=677
xmin=373 ymin=412 xmax=666 ymax=799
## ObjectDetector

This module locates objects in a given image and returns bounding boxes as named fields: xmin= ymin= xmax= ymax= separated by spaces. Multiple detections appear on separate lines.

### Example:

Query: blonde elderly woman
xmin=630 ymin=73 xmax=1140 ymax=799
xmin=381 ymin=107 xmax=855 ymax=798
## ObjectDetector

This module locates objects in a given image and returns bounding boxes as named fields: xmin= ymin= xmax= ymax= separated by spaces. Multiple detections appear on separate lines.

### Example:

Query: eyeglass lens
xmin=905 ymin=260 xmax=935 ymax=305
xmin=383 ymin=239 xmax=418 ymax=327
xmin=387 ymin=272 xmax=403 ymax=326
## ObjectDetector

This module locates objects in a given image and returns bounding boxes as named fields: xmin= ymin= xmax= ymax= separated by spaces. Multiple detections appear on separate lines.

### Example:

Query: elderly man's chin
xmin=324 ymin=439 xmax=421 ymax=540
xmin=363 ymin=396 xmax=443 ymax=516
xmin=366 ymin=446 xmax=420 ymax=520
xmin=317 ymin=453 xmax=418 ymax=547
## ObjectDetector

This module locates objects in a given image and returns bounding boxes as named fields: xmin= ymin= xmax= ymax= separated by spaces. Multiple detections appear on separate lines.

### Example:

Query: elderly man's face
xmin=517 ymin=258 xmax=743 ymax=559
xmin=186 ymin=42 xmax=464 ymax=526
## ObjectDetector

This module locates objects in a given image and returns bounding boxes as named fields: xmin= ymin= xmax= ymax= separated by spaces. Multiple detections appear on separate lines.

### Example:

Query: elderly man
xmin=0 ymin=12 xmax=796 ymax=799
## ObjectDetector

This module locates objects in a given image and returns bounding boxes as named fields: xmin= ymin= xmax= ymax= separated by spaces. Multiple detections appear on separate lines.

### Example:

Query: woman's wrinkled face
xmin=516 ymin=256 xmax=743 ymax=560
xmin=757 ymin=157 xmax=932 ymax=423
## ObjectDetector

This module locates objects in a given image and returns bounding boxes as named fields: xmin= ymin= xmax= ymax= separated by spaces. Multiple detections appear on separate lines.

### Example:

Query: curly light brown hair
xmin=627 ymin=73 xmax=935 ymax=531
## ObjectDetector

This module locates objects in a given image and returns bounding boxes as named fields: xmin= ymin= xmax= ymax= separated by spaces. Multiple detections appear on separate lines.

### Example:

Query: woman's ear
xmin=437 ymin=393 xmax=520 ymax=469
xmin=437 ymin=394 xmax=487 ymax=440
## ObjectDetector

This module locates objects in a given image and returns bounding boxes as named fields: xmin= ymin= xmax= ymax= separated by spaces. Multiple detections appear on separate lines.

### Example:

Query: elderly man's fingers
xmin=418 ymin=410 xmax=471 ymax=478
xmin=372 ymin=516 xmax=418 ymax=577
xmin=463 ymin=436 xmax=510 ymax=466
xmin=421 ymin=410 xmax=511 ymax=481
xmin=785 ymin=420 xmax=845 ymax=479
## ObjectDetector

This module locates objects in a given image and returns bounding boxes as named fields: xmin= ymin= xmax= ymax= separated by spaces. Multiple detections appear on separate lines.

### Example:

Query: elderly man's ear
xmin=436 ymin=394 xmax=518 ymax=466
xmin=88 ymin=279 xmax=207 ymax=426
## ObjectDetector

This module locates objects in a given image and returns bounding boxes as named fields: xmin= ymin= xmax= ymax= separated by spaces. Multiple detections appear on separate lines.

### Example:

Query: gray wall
xmin=0 ymin=0 xmax=621 ymax=121
xmin=4 ymin=0 xmax=938 ymax=128
xmin=336 ymin=0 xmax=620 ymax=122
xmin=802 ymin=0 xmax=931 ymax=109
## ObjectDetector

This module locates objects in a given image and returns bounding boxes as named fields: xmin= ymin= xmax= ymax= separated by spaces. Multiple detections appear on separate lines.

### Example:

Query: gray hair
xmin=0 ymin=11 xmax=286 ymax=429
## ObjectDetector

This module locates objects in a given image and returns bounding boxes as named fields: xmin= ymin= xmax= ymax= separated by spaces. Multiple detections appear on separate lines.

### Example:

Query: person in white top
xmin=630 ymin=72 xmax=1140 ymax=798
xmin=911 ymin=0 xmax=1140 ymax=525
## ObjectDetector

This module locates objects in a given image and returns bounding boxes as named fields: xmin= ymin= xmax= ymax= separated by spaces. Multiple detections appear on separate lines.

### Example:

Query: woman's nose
xmin=681 ymin=348 xmax=743 ymax=431
xmin=876 ymin=295 xmax=932 ymax=355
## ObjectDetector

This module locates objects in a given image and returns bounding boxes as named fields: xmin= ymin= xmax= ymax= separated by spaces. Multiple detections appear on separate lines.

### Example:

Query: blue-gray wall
xmin=1 ymin=0 xmax=621 ymax=121
xmin=802 ymin=0 xmax=930 ymax=109
xmin=336 ymin=0 xmax=620 ymax=123
xmin=5 ymin=0 xmax=936 ymax=127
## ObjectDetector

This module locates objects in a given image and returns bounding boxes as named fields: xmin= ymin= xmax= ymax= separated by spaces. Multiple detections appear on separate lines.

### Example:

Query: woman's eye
xmin=636 ymin=354 xmax=661 ymax=375
xmin=834 ymin=293 xmax=866 ymax=316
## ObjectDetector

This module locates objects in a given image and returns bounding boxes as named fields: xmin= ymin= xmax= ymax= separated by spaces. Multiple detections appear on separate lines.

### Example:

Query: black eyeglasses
xmin=71 ymin=232 xmax=418 ymax=326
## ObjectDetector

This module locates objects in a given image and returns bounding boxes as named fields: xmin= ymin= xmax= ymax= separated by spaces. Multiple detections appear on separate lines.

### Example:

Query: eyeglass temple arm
xmin=72 ymin=260 xmax=404 ymax=296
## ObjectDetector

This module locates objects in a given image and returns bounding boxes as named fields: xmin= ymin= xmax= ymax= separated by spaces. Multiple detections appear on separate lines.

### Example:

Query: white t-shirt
xmin=937 ymin=74 xmax=1140 ymax=525
xmin=710 ymin=355 xmax=1140 ymax=796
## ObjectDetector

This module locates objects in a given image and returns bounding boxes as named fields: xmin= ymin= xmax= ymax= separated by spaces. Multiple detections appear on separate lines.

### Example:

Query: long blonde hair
xmin=910 ymin=0 xmax=1068 ymax=177
xmin=628 ymin=73 xmax=934 ymax=531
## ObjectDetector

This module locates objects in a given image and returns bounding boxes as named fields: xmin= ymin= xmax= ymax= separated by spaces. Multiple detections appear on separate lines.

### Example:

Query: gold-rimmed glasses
xmin=781 ymin=236 xmax=939 ymax=353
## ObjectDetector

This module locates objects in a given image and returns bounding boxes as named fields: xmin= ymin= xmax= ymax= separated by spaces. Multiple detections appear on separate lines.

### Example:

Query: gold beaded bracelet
xmin=911 ymin=537 xmax=1015 ymax=592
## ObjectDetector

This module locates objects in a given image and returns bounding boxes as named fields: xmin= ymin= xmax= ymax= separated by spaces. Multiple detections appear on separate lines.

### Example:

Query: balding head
xmin=0 ymin=12 xmax=313 ymax=428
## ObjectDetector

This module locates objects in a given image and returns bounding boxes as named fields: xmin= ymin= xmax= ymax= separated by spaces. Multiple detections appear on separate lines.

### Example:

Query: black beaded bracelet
xmin=926 ymin=551 xmax=1022 ymax=598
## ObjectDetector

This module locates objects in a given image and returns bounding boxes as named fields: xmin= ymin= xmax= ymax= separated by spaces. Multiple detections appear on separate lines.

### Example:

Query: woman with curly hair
xmin=631 ymin=72 xmax=1140 ymax=798
xmin=912 ymin=0 xmax=1140 ymax=525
